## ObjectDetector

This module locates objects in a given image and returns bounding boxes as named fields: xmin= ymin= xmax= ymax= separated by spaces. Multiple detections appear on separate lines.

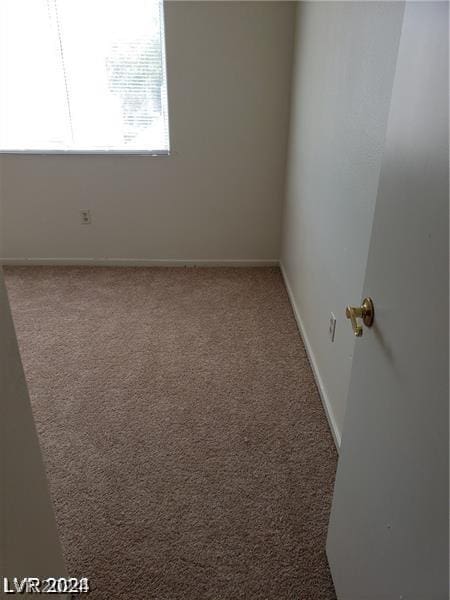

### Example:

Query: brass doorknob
xmin=345 ymin=297 xmax=374 ymax=337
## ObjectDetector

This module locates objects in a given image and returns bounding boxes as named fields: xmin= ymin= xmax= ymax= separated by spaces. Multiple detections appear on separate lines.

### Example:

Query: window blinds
xmin=0 ymin=0 xmax=170 ymax=153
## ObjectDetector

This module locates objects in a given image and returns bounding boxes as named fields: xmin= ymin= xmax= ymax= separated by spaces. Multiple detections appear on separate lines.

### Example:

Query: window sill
xmin=0 ymin=150 xmax=171 ymax=156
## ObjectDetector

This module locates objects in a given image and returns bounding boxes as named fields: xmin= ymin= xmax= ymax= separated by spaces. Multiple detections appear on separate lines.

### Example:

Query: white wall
xmin=281 ymin=1 xmax=405 ymax=445
xmin=0 ymin=2 xmax=295 ymax=265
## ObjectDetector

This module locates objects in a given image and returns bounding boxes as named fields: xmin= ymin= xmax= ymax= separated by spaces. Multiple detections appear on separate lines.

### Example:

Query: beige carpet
xmin=4 ymin=266 xmax=337 ymax=600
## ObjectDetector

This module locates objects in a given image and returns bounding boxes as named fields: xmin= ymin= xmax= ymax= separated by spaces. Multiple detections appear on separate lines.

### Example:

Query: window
xmin=0 ymin=0 xmax=170 ymax=153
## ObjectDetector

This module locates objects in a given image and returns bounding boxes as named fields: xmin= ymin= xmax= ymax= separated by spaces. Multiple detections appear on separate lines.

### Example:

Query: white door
xmin=326 ymin=3 xmax=448 ymax=599
xmin=0 ymin=269 xmax=67 ymax=595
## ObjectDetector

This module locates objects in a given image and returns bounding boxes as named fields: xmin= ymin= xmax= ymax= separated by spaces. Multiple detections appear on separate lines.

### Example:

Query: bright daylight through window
xmin=0 ymin=0 xmax=169 ymax=153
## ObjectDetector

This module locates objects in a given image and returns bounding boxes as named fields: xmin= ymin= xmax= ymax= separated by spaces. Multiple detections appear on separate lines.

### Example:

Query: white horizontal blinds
xmin=0 ymin=1 xmax=71 ymax=150
xmin=54 ymin=0 xmax=169 ymax=151
xmin=0 ymin=0 xmax=169 ymax=152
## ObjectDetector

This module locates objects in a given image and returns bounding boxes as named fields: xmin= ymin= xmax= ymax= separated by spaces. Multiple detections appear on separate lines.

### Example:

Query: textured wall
xmin=281 ymin=1 xmax=405 ymax=443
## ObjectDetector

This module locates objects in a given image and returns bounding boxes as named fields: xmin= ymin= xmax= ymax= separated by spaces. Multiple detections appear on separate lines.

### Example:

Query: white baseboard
xmin=1 ymin=257 xmax=279 ymax=268
xmin=280 ymin=262 xmax=341 ymax=451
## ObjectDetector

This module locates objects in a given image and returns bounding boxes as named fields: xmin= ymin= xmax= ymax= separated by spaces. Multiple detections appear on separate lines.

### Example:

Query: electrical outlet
xmin=329 ymin=313 xmax=336 ymax=342
xmin=80 ymin=210 xmax=91 ymax=224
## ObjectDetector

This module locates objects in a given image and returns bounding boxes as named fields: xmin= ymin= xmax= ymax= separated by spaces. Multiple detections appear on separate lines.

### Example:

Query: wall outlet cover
xmin=80 ymin=210 xmax=91 ymax=224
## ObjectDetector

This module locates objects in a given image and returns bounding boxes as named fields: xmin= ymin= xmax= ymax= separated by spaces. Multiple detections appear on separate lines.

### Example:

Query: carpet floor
xmin=4 ymin=266 xmax=337 ymax=600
